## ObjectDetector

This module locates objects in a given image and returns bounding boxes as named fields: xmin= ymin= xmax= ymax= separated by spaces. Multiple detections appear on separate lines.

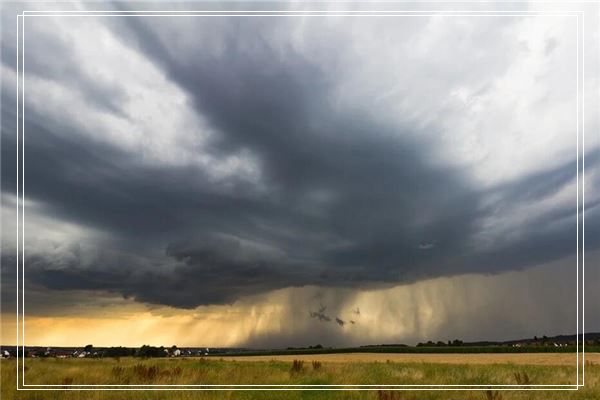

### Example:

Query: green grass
xmin=1 ymin=357 xmax=598 ymax=400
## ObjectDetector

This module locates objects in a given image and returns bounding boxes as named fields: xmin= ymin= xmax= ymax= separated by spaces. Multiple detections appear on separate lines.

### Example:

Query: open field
xmin=218 ymin=345 xmax=600 ymax=356
xmin=1 ymin=354 xmax=599 ymax=400
xmin=223 ymin=352 xmax=600 ymax=365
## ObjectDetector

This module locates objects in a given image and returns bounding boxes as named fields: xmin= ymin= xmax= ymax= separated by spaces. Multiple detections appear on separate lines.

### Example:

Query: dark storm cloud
xmin=471 ymin=152 xmax=600 ymax=273
xmin=0 ymin=10 xmax=596 ymax=310
xmin=107 ymin=15 xmax=491 ymax=273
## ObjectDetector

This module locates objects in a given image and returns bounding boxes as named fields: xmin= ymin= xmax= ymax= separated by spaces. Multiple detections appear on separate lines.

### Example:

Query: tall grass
xmin=1 ymin=357 xmax=597 ymax=400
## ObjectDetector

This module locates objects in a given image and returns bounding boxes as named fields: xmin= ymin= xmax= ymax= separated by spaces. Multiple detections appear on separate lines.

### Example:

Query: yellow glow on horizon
xmin=0 ymin=255 xmax=579 ymax=348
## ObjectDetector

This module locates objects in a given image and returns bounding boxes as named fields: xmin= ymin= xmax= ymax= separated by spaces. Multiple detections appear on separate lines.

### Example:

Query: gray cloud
xmin=1 ymin=5 xmax=598 ymax=317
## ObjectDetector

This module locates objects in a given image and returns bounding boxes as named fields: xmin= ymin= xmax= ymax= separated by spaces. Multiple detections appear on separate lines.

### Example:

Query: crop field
xmin=1 ymin=354 xmax=599 ymax=400
xmin=222 ymin=352 xmax=600 ymax=365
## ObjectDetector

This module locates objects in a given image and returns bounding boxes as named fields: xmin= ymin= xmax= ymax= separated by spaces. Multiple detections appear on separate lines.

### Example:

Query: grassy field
xmin=220 ymin=345 xmax=600 ymax=356
xmin=1 ymin=355 xmax=598 ymax=400
xmin=223 ymin=352 xmax=600 ymax=365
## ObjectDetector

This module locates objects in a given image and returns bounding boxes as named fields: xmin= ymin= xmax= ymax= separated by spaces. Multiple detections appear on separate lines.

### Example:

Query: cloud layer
xmin=1 ymin=2 xmax=598 ymax=343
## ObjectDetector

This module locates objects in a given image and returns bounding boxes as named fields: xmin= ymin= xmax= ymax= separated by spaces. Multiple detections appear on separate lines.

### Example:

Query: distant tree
xmin=137 ymin=345 xmax=167 ymax=358
xmin=451 ymin=339 xmax=463 ymax=346
xmin=33 ymin=349 xmax=47 ymax=358
xmin=103 ymin=347 xmax=135 ymax=358
xmin=84 ymin=344 xmax=94 ymax=352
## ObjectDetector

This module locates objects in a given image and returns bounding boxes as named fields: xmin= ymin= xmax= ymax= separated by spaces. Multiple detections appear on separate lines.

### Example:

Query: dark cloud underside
xmin=0 ymin=8 xmax=597 ymax=310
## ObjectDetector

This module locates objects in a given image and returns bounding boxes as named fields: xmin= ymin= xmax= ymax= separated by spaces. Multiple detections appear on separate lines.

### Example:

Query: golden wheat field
xmin=1 ymin=354 xmax=599 ymax=400
xmin=224 ymin=352 xmax=600 ymax=365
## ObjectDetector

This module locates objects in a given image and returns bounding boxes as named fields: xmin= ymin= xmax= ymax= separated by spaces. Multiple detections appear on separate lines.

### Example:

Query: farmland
xmin=1 ymin=353 xmax=599 ymax=400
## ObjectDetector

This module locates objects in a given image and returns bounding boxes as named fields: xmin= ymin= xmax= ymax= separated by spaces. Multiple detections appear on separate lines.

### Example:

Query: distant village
xmin=1 ymin=334 xmax=598 ymax=359
xmin=0 ymin=344 xmax=237 ymax=359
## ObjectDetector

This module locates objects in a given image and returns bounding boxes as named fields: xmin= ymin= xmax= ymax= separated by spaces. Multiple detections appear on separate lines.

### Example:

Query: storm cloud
xmin=1 ymin=2 xmax=598 ymax=320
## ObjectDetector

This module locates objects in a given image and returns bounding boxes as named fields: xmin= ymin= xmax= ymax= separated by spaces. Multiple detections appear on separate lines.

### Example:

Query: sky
xmin=0 ymin=1 xmax=599 ymax=348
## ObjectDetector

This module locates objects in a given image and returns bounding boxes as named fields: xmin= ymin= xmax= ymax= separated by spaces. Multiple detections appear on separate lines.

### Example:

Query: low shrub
xmin=61 ymin=376 xmax=73 ymax=387
xmin=514 ymin=371 xmax=531 ymax=385
xmin=290 ymin=360 xmax=304 ymax=374
xmin=132 ymin=364 xmax=160 ymax=381
xmin=484 ymin=390 xmax=503 ymax=400
xmin=376 ymin=390 xmax=401 ymax=400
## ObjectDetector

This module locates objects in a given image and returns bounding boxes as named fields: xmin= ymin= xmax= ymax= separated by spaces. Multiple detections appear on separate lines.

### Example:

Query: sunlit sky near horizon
xmin=1 ymin=1 xmax=599 ymax=347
